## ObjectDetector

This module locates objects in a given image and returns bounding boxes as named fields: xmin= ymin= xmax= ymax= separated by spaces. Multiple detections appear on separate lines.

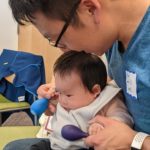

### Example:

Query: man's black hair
xmin=9 ymin=0 xmax=80 ymax=25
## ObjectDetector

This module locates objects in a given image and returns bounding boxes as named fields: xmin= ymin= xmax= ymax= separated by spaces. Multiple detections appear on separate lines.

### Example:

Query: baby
xmin=33 ymin=50 xmax=133 ymax=150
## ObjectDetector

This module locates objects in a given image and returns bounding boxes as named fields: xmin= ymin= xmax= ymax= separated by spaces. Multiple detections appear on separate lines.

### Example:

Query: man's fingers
xmin=84 ymin=135 xmax=99 ymax=147
xmin=84 ymin=136 xmax=94 ymax=147
xmin=88 ymin=123 xmax=104 ymax=135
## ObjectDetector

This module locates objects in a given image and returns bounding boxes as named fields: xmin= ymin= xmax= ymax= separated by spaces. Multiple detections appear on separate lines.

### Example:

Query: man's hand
xmin=85 ymin=116 xmax=136 ymax=150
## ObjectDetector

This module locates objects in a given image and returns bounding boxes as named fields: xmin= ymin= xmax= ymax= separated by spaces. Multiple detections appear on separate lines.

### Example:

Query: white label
xmin=3 ymin=62 xmax=8 ymax=65
xmin=18 ymin=96 xmax=25 ymax=102
xmin=126 ymin=71 xmax=137 ymax=99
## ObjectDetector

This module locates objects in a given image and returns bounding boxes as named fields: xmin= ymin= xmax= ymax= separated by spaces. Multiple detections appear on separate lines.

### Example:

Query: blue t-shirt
xmin=106 ymin=7 xmax=150 ymax=133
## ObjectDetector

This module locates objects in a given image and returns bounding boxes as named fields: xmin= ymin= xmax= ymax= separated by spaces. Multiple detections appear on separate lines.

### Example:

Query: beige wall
xmin=0 ymin=0 xmax=18 ymax=49
xmin=18 ymin=25 xmax=62 ymax=83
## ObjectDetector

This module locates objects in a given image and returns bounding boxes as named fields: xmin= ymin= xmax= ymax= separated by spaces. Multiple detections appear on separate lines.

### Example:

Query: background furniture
xmin=0 ymin=126 xmax=40 ymax=150
xmin=0 ymin=94 xmax=30 ymax=125
xmin=18 ymin=25 xmax=62 ymax=83
xmin=0 ymin=50 xmax=46 ymax=125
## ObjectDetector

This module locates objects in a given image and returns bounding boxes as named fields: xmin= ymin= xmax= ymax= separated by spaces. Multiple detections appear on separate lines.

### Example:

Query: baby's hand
xmin=37 ymin=83 xmax=58 ymax=115
xmin=88 ymin=122 xmax=104 ymax=135
xmin=37 ymin=83 xmax=56 ymax=99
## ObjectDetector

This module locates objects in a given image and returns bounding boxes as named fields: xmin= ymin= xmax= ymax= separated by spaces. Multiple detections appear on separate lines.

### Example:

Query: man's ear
xmin=79 ymin=0 xmax=101 ymax=24
xmin=92 ymin=84 xmax=101 ymax=98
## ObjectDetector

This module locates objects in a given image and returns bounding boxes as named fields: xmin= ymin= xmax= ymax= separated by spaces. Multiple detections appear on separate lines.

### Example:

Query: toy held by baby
xmin=61 ymin=124 xmax=89 ymax=141
xmin=30 ymin=98 xmax=49 ymax=116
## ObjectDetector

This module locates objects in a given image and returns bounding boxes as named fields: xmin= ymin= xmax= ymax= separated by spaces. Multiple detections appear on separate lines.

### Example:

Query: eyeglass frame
xmin=48 ymin=0 xmax=81 ymax=48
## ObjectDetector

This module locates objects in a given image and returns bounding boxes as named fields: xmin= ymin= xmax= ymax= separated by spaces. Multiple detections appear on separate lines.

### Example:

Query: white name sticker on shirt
xmin=126 ymin=71 xmax=137 ymax=99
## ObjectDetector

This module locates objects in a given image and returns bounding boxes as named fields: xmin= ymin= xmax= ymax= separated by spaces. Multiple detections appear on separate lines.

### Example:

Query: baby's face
xmin=54 ymin=72 xmax=96 ymax=111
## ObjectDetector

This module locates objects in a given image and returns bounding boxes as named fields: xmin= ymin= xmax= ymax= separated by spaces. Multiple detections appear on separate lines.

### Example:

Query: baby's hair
xmin=54 ymin=51 xmax=107 ymax=92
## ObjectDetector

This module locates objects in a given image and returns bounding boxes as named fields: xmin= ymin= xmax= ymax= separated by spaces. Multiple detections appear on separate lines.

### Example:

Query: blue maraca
xmin=30 ymin=98 xmax=49 ymax=116
xmin=61 ymin=125 xmax=89 ymax=141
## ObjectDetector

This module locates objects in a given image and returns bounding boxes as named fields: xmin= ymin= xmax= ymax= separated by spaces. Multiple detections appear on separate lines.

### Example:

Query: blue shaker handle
xmin=30 ymin=98 xmax=49 ymax=116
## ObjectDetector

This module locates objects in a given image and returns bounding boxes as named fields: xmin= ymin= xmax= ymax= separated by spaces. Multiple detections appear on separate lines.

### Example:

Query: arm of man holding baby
xmin=86 ymin=91 xmax=150 ymax=150
xmin=88 ymin=91 xmax=133 ymax=135
xmin=37 ymin=80 xmax=150 ymax=150
xmin=86 ymin=116 xmax=150 ymax=150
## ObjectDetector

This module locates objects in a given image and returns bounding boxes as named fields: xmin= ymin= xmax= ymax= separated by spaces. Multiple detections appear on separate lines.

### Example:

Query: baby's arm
xmin=37 ymin=75 xmax=58 ymax=115
xmin=99 ymin=92 xmax=134 ymax=127
xmin=89 ymin=92 xmax=133 ymax=136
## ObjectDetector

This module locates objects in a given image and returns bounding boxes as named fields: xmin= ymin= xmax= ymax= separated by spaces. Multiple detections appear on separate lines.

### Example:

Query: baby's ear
xmin=92 ymin=84 xmax=101 ymax=98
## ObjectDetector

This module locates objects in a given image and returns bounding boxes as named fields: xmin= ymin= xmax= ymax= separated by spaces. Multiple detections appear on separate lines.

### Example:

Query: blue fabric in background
xmin=0 ymin=49 xmax=46 ymax=104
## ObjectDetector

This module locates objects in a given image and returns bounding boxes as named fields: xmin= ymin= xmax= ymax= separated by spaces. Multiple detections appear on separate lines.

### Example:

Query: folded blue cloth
xmin=0 ymin=49 xmax=46 ymax=104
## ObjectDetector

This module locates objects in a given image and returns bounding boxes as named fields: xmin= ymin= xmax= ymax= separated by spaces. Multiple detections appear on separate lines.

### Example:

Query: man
xmin=7 ymin=0 xmax=150 ymax=149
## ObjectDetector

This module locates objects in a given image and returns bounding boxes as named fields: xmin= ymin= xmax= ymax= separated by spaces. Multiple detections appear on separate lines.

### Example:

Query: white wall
xmin=0 ymin=0 xmax=18 ymax=50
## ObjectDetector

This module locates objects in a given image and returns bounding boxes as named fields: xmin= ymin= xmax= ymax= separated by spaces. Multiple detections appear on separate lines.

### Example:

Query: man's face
xmin=32 ymin=9 xmax=117 ymax=55
xmin=54 ymin=71 xmax=96 ymax=111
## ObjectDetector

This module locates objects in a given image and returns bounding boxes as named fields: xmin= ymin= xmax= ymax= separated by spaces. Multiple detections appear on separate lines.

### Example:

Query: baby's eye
xmin=66 ymin=94 xmax=72 ymax=97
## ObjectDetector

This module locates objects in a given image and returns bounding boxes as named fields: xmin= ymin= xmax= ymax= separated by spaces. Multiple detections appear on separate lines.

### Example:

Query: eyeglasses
xmin=48 ymin=0 xmax=81 ymax=48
